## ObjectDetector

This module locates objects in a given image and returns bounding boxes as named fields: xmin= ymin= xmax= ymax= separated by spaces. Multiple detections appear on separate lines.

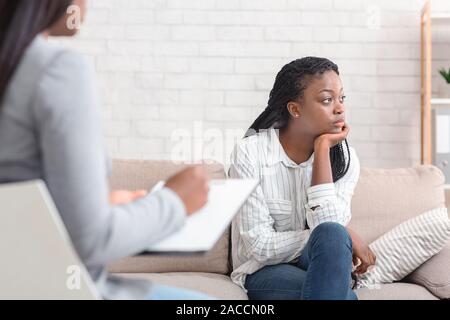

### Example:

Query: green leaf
xmin=439 ymin=68 xmax=450 ymax=84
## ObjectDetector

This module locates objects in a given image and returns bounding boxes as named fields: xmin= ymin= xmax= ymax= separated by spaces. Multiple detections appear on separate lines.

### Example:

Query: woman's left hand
xmin=109 ymin=189 xmax=148 ymax=205
xmin=347 ymin=227 xmax=377 ymax=275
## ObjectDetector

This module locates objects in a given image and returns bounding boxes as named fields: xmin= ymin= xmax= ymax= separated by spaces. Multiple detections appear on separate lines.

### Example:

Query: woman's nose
xmin=335 ymin=103 xmax=345 ymax=115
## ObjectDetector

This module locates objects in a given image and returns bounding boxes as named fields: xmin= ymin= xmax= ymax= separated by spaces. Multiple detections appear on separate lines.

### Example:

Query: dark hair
xmin=0 ymin=0 xmax=73 ymax=105
xmin=247 ymin=57 xmax=350 ymax=182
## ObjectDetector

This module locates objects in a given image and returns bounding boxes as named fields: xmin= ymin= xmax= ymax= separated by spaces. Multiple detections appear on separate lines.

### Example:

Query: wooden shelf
xmin=420 ymin=0 xmax=450 ymax=165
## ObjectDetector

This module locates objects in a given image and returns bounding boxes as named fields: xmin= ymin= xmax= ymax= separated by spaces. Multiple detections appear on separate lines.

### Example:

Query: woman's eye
xmin=323 ymin=98 xmax=332 ymax=104
xmin=340 ymin=95 xmax=346 ymax=103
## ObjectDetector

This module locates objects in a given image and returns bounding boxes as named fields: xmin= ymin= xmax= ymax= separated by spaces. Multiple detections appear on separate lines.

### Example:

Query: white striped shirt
xmin=228 ymin=128 xmax=360 ymax=290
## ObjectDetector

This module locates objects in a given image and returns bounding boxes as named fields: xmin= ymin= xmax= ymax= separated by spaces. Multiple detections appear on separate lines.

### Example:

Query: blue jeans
xmin=148 ymin=284 xmax=215 ymax=300
xmin=245 ymin=222 xmax=357 ymax=300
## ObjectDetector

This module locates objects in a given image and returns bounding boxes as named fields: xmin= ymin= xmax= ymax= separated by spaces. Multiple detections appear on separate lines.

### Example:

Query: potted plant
xmin=438 ymin=67 xmax=450 ymax=99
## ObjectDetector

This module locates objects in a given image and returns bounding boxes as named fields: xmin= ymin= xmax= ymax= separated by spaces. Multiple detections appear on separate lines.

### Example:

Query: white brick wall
xmin=58 ymin=0 xmax=450 ymax=168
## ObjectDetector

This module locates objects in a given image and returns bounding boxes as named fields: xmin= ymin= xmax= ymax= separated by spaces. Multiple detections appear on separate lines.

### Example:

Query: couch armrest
xmin=406 ymin=241 xmax=450 ymax=299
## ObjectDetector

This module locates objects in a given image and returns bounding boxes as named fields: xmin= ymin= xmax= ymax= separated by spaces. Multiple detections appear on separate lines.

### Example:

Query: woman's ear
xmin=287 ymin=101 xmax=301 ymax=118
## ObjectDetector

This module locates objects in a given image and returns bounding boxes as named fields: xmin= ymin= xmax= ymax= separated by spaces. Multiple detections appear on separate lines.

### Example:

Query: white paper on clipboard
xmin=146 ymin=179 xmax=259 ymax=254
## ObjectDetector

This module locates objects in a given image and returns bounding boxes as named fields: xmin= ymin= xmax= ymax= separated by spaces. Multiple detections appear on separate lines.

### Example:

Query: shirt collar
xmin=266 ymin=128 xmax=314 ymax=168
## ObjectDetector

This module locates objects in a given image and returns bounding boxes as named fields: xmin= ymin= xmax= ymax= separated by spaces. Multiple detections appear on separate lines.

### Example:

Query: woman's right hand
xmin=165 ymin=166 xmax=210 ymax=216
xmin=314 ymin=123 xmax=350 ymax=150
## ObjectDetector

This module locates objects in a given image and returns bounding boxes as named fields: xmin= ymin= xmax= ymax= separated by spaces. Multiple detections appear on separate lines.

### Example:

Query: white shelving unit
xmin=421 ymin=1 xmax=450 ymax=165
xmin=431 ymin=99 xmax=450 ymax=105
xmin=430 ymin=14 xmax=450 ymax=19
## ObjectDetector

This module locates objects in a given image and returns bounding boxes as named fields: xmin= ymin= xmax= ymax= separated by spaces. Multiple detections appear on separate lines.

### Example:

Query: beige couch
xmin=108 ymin=160 xmax=450 ymax=300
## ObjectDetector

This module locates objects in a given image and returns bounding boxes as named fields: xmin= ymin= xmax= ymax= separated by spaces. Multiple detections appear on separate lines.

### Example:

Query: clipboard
xmin=143 ymin=179 xmax=259 ymax=255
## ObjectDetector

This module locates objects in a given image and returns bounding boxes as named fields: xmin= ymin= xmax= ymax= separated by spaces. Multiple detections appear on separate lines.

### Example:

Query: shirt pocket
xmin=266 ymin=199 xmax=293 ymax=232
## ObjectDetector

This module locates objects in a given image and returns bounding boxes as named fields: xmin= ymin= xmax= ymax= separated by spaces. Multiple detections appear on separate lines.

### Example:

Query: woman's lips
xmin=333 ymin=120 xmax=345 ymax=126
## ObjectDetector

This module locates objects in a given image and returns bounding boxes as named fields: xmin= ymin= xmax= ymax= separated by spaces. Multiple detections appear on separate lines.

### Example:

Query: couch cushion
xmin=355 ymin=282 xmax=438 ymax=300
xmin=406 ymin=241 xmax=450 ymax=299
xmin=109 ymin=159 xmax=226 ymax=190
xmin=115 ymin=272 xmax=248 ymax=300
xmin=108 ymin=229 xmax=230 ymax=275
xmin=116 ymin=273 xmax=437 ymax=300
xmin=108 ymin=160 xmax=231 ymax=275
xmin=349 ymin=165 xmax=446 ymax=244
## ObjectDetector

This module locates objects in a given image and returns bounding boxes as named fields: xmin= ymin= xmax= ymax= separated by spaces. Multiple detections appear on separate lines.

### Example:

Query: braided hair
xmin=246 ymin=57 xmax=350 ymax=182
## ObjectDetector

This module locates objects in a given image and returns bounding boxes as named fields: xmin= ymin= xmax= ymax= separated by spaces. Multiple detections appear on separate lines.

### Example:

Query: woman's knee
xmin=310 ymin=222 xmax=352 ymax=249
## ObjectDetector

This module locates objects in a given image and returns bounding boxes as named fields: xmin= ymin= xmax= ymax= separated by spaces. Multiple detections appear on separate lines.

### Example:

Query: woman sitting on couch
xmin=229 ymin=57 xmax=376 ymax=300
